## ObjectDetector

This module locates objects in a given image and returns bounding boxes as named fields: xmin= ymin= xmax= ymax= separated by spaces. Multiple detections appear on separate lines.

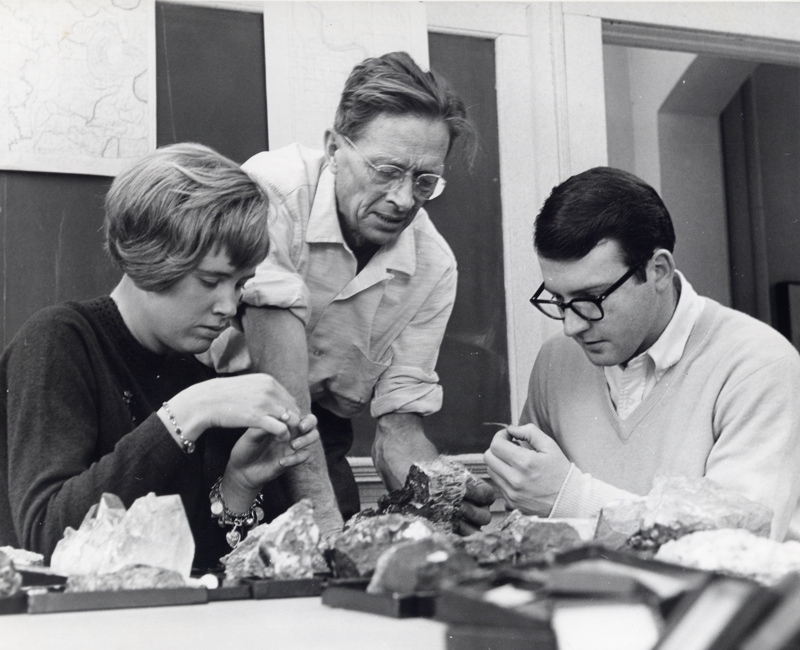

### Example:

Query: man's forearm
xmin=372 ymin=412 xmax=439 ymax=490
xmin=242 ymin=305 xmax=343 ymax=534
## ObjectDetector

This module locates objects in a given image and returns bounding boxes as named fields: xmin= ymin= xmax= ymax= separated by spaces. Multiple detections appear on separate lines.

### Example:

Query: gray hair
xmin=333 ymin=51 xmax=477 ymax=164
xmin=104 ymin=143 xmax=270 ymax=291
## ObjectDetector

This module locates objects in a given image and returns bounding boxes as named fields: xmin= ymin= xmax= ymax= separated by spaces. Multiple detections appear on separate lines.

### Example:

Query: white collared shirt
xmin=203 ymin=144 xmax=458 ymax=419
xmin=604 ymin=271 xmax=705 ymax=419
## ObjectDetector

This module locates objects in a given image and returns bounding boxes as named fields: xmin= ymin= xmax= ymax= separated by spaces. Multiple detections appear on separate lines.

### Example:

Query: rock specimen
xmin=460 ymin=529 xmax=519 ymax=566
xmin=656 ymin=528 xmax=800 ymax=586
xmin=0 ymin=550 xmax=22 ymax=598
xmin=0 ymin=546 xmax=44 ymax=567
xmin=460 ymin=511 xmax=593 ymax=566
xmin=50 ymin=492 xmax=194 ymax=579
xmin=65 ymin=564 xmax=186 ymax=592
xmin=327 ymin=513 xmax=437 ymax=578
xmin=501 ymin=511 xmax=594 ymax=564
xmin=366 ymin=457 xmax=478 ymax=533
xmin=595 ymin=476 xmax=773 ymax=551
xmin=221 ymin=499 xmax=323 ymax=581
xmin=367 ymin=534 xmax=478 ymax=595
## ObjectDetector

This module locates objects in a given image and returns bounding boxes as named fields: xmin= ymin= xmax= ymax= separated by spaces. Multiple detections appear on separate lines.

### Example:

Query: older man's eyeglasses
xmin=530 ymin=261 xmax=646 ymax=322
xmin=341 ymin=135 xmax=446 ymax=201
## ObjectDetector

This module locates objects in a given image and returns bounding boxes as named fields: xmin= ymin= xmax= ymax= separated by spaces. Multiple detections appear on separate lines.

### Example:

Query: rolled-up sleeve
xmin=370 ymin=266 xmax=457 ymax=418
xmin=241 ymin=202 xmax=311 ymax=325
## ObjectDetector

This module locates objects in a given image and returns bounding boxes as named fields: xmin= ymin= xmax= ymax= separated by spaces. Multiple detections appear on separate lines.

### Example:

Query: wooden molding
xmin=603 ymin=20 xmax=800 ymax=66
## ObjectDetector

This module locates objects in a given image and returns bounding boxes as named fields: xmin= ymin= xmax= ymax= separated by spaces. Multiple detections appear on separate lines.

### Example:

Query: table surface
xmin=1 ymin=596 xmax=448 ymax=650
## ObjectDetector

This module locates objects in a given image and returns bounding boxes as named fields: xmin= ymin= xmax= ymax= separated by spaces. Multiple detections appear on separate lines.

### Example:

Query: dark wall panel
xmin=156 ymin=2 xmax=268 ymax=162
xmin=0 ymin=172 xmax=117 ymax=347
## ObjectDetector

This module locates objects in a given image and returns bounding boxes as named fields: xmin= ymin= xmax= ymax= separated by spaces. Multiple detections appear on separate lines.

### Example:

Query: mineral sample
xmin=458 ymin=512 xmax=593 ymax=566
xmin=0 ymin=550 xmax=22 ymax=598
xmin=65 ymin=564 xmax=186 ymax=592
xmin=367 ymin=534 xmax=478 ymax=595
xmin=327 ymin=513 xmax=437 ymax=578
xmin=50 ymin=492 xmax=194 ymax=578
xmin=460 ymin=529 xmax=519 ymax=566
xmin=596 ymin=476 xmax=773 ymax=552
xmin=656 ymin=528 xmax=800 ymax=586
xmin=221 ymin=499 xmax=323 ymax=581
xmin=371 ymin=457 xmax=477 ymax=533
xmin=0 ymin=546 xmax=44 ymax=567
xmin=502 ymin=511 xmax=593 ymax=564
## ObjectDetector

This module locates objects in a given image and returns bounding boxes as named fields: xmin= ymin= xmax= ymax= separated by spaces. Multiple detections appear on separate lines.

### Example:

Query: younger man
xmin=484 ymin=167 xmax=800 ymax=540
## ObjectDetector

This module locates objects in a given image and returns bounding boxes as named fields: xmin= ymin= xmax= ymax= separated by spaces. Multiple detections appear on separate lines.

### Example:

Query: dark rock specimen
xmin=459 ymin=511 xmax=592 ymax=566
xmin=370 ymin=457 xmax=477 ymax=533
xmin=367 ymin=534 xmax=478 ymax=595
xmin=501 ymin=510 xmax=592 ymax=564
xmin=327 ymin=514 xmax=438 ymax=578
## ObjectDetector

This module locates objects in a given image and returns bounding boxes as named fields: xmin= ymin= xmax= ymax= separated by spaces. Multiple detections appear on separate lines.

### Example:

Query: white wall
xmin=603 ymin=46 xmax=755 ymax=305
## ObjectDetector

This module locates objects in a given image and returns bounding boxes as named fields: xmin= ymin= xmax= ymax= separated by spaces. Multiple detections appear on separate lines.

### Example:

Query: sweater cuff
xmin=550 ymin=464 xmax=634 ymax=519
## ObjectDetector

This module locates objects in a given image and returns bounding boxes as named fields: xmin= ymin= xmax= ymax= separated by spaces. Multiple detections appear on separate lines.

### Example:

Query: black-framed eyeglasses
xmin=341 ymin=134 xmax=446 ymax=201
xmin=529 ymin=261 xmax=647 ymax=322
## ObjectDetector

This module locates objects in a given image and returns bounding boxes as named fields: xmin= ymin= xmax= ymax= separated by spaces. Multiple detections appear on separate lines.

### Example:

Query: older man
xmin=207 ymin=52 xmax=494 ymax=534
xmin=485 ymin=167 xmax=800 ymax=541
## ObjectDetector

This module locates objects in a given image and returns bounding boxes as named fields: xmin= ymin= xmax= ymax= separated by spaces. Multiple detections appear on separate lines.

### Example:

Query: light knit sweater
xmin=521 ymin=298 xmax=800 ymax=541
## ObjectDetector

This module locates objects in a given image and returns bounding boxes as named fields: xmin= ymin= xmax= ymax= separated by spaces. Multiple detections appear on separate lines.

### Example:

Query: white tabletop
xmin=1 ymin=596 xmax=448 ymax=650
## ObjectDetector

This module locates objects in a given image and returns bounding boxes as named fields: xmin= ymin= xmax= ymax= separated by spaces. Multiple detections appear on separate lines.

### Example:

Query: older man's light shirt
xmin=203 ymin=144 xmax=457 ymax=420
xmin=604 ymin=272 xmax=705 ymax=419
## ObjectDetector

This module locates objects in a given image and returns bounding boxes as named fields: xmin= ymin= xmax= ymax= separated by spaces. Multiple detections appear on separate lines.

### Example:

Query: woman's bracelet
xmin=161 ymin=402 xmax=195 ymax=455
xmin=209 ymin=476 xmax=265 ymax=548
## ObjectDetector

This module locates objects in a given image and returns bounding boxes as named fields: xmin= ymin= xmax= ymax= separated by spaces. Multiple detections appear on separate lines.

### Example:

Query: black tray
xmin=248 ymin=576 xmax=324 ymax=599
xmin=206 ymin=582 xmax=252 ymax=601
xmin=27 ymin=585 xmax=208 ymax=614
xmin=436 ymin=569 xmax=553 ymax=629
xmin=446 ymin=623 xmax=557 ymax=650
xmin=322 ymin=578 xmax=436 ymax=618
xmin=19 ymin=566 xmax=67 ymax=587
xmin=0 ymin=592 xmax=27 ymax=615
xmin=551 ymin=545 xmax=710 ymax=612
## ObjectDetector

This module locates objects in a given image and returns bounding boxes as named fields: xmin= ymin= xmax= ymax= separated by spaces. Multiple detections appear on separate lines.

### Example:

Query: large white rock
xmin=50 ymin=493 xmax=194 ymax=578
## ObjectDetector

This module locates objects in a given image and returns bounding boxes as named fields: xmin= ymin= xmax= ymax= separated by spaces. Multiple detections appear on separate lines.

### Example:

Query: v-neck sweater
xmin=521 ymin=298 xmax=800 ymax=540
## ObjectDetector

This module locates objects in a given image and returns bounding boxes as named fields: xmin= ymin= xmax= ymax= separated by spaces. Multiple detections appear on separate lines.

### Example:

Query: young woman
xmin=0 ymin=143 xmax=321 ymax=568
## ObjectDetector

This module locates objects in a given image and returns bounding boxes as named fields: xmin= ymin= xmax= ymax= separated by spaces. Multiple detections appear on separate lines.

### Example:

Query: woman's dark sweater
xmin=0 ymin=296 xmax=289 ymax=568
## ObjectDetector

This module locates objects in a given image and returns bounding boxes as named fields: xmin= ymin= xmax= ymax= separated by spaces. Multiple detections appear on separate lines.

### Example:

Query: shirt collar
xmin=306 ymin=166 xmax=417 ymax=277
xmin=631 ymin=270 xmax=705 ymax=378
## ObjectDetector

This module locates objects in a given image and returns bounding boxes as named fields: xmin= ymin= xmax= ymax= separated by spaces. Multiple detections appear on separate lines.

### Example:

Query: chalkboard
xmin=0 ymin=172 xmax=116 ymax=348
xmin=156 ymin=2 xmax=268 ymax=161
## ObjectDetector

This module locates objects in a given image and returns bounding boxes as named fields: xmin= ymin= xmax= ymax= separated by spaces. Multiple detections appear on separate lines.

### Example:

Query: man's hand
xmin=483 ymin=424 xmax=571 ymax=516
xmin=455 ymin=478 xmax=495 ymax=535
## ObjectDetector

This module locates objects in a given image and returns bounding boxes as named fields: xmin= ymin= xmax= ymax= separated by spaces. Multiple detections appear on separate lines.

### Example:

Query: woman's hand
xmin=221 ymin=414 xmax=320 ymax=511
xmin=161 ymin=374 xmax=303 ymax=445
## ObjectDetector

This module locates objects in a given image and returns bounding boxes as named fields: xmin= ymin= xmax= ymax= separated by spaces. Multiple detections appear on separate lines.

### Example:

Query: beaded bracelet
xmin=209 ymin=476 xmax=265 ymax=548
xmin=161 ymin=402 xmax=195 ymax=455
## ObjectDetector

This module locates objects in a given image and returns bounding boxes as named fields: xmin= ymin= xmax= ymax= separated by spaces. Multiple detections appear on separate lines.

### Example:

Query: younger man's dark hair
xmin=534 ymin=167 xmax=676 ymax=276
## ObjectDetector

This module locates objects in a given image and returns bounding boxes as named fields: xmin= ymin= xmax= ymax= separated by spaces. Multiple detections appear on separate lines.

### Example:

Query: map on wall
xmin=0 ymin=0 xmax=154 ymax=176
